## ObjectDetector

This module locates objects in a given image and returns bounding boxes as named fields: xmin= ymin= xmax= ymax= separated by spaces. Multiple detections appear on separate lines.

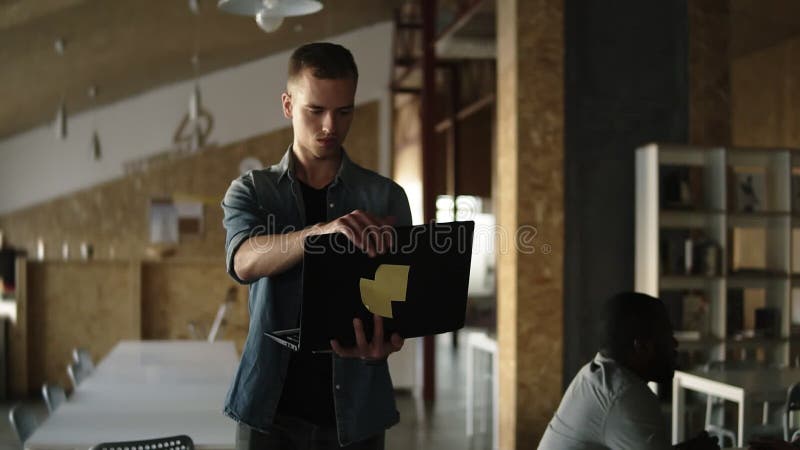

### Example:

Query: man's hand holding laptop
xmin=316 ymin=209 xmax=405 ymax=361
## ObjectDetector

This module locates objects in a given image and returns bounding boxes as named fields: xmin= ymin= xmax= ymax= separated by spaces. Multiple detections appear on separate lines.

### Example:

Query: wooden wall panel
xmin=732 ymin=36 xmax=800 ymax=148
xmin=141 ymin=261 xmax=249 ymax=352
xmin=26 ymin=261 xmax=138 ymax=392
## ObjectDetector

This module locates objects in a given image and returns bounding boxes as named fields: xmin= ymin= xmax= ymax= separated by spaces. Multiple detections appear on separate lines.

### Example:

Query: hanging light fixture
xmin=54 ymin=38 xmax=68 ymax=140
xmin=87 ymin=85 xmax=102 ymax=161
xmin=217 ymin=0 xmax=322 ymax=33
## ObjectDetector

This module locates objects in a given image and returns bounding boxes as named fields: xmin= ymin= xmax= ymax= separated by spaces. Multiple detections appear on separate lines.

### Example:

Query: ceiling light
xmin=255 ymin=10 xmax=284 ymax=32
xmin=217 ymin=0 xmax=322 ymax=16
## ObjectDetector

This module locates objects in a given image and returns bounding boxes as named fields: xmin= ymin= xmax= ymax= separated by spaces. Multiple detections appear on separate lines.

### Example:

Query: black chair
xmin=72 ymin=347 xmax=95 ymax=372
xmin=8 ymin=403 xmax=39 ymax=444
xmin=783 ymin=382 xmax=800 ymax=440
xmin=41 ymin=383 xmax=67 ymax=413
xmin=67 ymin=361 xmax=90 ymax=389
xmin=90 ymin=435 xmax=194 ymax=450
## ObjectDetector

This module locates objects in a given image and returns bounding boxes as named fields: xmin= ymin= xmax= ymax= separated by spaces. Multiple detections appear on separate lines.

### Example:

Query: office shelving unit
xmin=636 ymin=143 xmax=800 ymax=367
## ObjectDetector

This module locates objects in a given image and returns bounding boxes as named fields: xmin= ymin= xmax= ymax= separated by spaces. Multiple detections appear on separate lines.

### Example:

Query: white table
xmin=672 ymin=368 xmax=800 ymax=447
xmin=26 ymin=340 xmax=239 ymax=450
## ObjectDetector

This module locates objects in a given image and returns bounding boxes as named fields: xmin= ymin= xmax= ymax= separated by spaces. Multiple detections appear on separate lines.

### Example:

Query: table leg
xmin=672 ymin=375 xmax=685 ymax=444
xmin=466 ymin=339 xmax=474 ymax=437
xmin=738 ymin=396 xmax=747 ymax=448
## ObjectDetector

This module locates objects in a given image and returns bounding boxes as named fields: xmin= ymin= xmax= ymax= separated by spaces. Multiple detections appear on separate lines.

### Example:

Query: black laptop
xmin=264 ymin=220 xmax=475 ymax=352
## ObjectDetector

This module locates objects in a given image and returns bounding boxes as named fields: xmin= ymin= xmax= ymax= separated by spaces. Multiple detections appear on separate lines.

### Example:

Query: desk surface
xmin=26 ymin=340 xmax=239 ymax=450
xmin=676 ymin=367 xmax=800 ymax=402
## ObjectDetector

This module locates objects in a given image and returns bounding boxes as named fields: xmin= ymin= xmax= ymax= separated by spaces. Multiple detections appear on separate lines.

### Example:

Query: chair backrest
xmin=73 ymin=347 xmax=95 ymax=372
xmin=90 ymin=434 xmax=194 ymax=450
xmin=41 ymin=383 xmax=67 ymax=413
xmin=67 ymin=361 xmax=90 ymax=389
xmin=8 ymin=404 xmax=39 ymax=444
xmin=207 ymin=303 xmax=229 ymax=343
xmin=784 ymin=382 xmax=800 ymax=440
xmin=207 ymin=287 xmax=237 ymax=342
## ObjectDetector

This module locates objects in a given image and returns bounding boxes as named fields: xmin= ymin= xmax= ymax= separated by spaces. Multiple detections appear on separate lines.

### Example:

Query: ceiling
xmin=2 ymin=0 xmax=800 ymax=141
xmin=0 ymin=0 xmax=398 ymax=140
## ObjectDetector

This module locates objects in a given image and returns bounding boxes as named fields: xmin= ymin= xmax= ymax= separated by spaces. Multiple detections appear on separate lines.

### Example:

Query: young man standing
xmin=222 ymin=42 xmax=411 ymax=450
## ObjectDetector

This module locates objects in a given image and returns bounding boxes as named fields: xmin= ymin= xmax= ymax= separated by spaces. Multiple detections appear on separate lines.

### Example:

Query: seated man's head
xmin=599 ymin=292 xmax=677 ymax=383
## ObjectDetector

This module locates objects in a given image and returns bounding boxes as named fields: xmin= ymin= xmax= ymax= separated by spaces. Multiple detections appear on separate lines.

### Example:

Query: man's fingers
xmin=353 ymin=318 xmax=369 ymax=353
xmin=373 ymin=314 xmax=384 ymax=344
xmin=391 ymin=333 xmax=404 ymax=351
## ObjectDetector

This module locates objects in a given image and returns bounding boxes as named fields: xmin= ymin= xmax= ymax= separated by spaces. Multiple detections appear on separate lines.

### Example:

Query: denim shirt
xmin=221 ymin=147 xmax=412 ymax=445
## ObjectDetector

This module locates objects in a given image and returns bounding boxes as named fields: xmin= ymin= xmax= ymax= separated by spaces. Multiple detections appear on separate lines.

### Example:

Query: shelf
xmin=675 ymin=336 xmax=723 ymax=351
xmin=660 ymin=275 xmax=723 ymax=290
xmin=724 ymin=337 xmax=788 ymax=348
xmin=660 ymin=210 xmax=725 ymax=228
xmin=638 ymin=143 xmax=800 ymax=368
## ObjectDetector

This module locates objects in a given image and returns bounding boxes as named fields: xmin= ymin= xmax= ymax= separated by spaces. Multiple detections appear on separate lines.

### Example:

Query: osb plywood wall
xmin=0 ymin=101 xmax=379 ymax=260
xmin=26 ymin=261 xmax=140 ymax=392
xmin=141 ymin=261 xmax=249 ymax=347
xmin=732 ymin=36 xmax=800 ymax=148
xmin=2 ymin=101 xmax=380 ymax=396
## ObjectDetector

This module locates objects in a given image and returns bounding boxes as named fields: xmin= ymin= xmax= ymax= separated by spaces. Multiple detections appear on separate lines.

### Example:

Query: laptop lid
xmin=296 ymin=221 xmax=475 ymax=352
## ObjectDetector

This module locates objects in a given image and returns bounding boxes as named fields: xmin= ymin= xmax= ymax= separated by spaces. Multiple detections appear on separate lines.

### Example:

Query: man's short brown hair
xmin=287 ymin=42 xmax=359 ymax=88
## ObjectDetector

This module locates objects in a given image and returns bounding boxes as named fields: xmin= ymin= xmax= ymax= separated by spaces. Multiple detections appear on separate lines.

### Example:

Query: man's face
xmin=282 ymin=69 xmax=356 ymax=160
xmin=644 ymin=307 xmax=678 ymax=383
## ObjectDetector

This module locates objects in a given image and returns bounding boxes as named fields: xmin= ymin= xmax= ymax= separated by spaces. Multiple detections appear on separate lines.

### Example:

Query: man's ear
xmin=281 ymin=92 xmax=292 ymax=119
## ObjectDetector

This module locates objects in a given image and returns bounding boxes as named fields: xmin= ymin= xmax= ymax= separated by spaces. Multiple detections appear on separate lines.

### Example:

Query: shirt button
xmin=335 ymin=384 xmax=341 ymax=390
xmin=329 ymin=202 xmax=335 ymax=208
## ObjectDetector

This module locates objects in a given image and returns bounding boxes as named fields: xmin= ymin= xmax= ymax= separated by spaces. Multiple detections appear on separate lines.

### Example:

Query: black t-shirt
xmin=275 ymin=180 xmax=336 ymax=425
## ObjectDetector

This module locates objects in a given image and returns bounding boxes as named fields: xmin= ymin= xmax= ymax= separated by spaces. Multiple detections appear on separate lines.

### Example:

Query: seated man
xmin=537 ymin=292 xmax=719 ymax=450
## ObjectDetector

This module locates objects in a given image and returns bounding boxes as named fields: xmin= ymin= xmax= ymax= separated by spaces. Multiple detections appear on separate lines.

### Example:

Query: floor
xmin=0 ymin=332 xmax=493 ymax=450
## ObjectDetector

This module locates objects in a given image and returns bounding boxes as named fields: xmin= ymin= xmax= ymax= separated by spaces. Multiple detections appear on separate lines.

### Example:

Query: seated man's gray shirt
xmin=537 ymin=353 xmax=672 ymax=450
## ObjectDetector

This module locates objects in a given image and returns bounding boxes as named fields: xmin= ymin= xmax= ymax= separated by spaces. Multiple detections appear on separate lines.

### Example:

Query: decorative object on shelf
xmin=730 ymin=227 xmax=767 ymax=273
xmin=217 ymin=0 xmax=322 ymax=33
xmin=683 ymin=291 xmax=710 ymax=336
xmin=660 ymin=165 xmax=704 ymax=210
xmin=661 ymin=229 xmax=718 ymax=276
xmin=730 ymin=166 xmax=767 ymax=212
xmin=53 ymin=38 xmax=68 ymax=140
xmin=755 ymin=307 xmax=779 ymax=338
xmin=695 ymin=238 xmax=721 ymax=276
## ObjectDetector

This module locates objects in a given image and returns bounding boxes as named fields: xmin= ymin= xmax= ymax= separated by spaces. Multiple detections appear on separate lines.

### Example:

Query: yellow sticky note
xmin=359 ymin=264 xmax=410 ymax=318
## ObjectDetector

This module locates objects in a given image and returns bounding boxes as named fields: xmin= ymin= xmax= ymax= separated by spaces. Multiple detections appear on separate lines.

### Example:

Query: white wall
xmin=0 ymin=22 xmax=393 ymax=214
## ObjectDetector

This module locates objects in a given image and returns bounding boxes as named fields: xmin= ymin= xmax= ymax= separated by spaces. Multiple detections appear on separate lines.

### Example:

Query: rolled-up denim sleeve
xmin=221 ymin=174 xmax=264 ymax=284
xmin=388 ymin=182 xmax=412 ymax=227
